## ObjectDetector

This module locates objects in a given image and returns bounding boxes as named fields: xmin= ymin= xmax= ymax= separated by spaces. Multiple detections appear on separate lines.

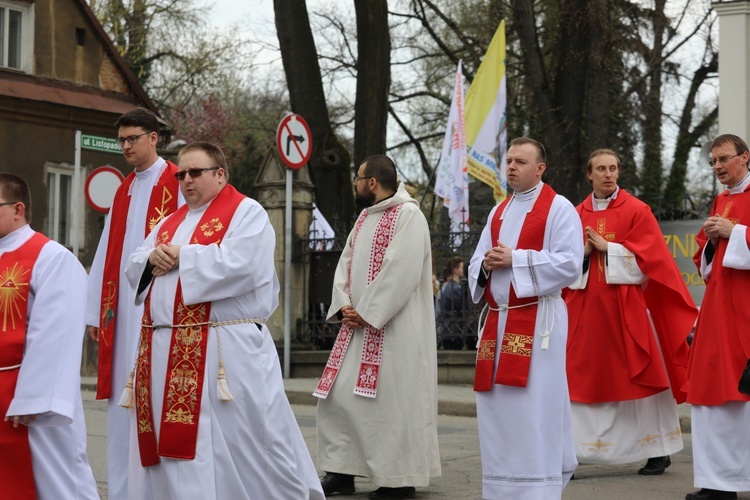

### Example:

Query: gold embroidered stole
xmin=135 ymin=185 xmax=245 ymax=466
xmin=97 ymin=161 xmax=179 ymax=399
xmin=0 ymin=232 xmax=49 ymax=498
xmin=474 ymin=185 xmax=555 ymax=391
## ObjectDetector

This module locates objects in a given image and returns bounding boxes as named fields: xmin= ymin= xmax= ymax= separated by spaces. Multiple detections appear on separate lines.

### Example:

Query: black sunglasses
xmin=174 ymin=167 xmax=220 ymax=181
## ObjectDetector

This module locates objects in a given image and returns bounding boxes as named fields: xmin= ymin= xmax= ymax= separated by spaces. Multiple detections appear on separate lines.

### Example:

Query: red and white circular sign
xmin=276 ymin=114 xmax=312 ymax=169
xmin=85 ymin=166 xmax=125 ymax=213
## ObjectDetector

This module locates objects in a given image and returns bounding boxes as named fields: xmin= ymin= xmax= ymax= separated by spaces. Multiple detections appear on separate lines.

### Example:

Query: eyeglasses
xmin=0 ymin=201 xmax=18 ymax=207
xmin=116 ymin=132 xmax=150 ymax=146
xmin=174 ymin=167 xmax=220 ymax=181
xmin=708 ymin=153 xmax=743 ymax=168
xmin=353 ymin=175 xmax=373 ymax=183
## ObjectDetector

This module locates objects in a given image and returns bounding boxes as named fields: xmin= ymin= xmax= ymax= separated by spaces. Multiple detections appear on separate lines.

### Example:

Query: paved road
xmin=82 ymin=389 xmax=749 ymax=499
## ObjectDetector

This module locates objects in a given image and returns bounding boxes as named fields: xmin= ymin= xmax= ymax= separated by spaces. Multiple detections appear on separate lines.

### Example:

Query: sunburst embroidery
xmin=0 ymin=263 xmax=30 ymax=332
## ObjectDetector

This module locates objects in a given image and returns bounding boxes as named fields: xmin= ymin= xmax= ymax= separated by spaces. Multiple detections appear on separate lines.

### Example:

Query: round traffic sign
xmin=276 ymin=114 xmax=312 ymax=169
xmin=85 ymin=166 xmax=125 ymax=213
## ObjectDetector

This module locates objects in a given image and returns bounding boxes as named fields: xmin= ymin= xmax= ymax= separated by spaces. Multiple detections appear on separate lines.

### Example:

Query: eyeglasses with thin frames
xmin=175 ymin=167 xmax=220 ymax=181
xmin=353 ymin=175 xmax=374 ymax=183
xmin=707 ymin=153 xmax=744 ymax=169
xmin=0 ymin=201 xmax=18 ymax=207
xmin=116 ymin=132 xmax=150 ymax=147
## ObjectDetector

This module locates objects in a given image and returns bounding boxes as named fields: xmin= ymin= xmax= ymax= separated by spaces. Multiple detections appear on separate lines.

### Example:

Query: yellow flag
xmin=465 ymin=20 xmax=507 ymax=201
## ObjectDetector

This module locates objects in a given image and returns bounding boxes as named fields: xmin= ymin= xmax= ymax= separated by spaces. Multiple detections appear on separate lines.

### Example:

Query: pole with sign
xmin=276 ymin=114 xmax=312 ymax=379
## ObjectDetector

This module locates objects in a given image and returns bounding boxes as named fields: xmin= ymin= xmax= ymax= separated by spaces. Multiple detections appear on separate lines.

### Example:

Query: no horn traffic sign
xmin=276 ymin=114 xmax=312 ymax=169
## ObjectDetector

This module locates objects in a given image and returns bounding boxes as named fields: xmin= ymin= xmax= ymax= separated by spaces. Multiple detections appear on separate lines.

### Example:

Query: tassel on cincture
xmin=540 ymin=335 xmax=550 ymax=351
xmin=217 ymin=365 xmax=233 ymax=401
xmin=118 ymin=371 xmax=135 ymax=408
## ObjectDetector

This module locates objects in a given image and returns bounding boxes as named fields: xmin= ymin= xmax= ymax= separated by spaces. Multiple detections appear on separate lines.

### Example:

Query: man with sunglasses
xmin=315 ymin=155 xmax=441 ymax=499
xmin=123 ymin=142 xmax=323 ymax=499
xmin=685 ymin=134 xmax=750 ymax=500
xmin=86 ymin=107 xmax=183 ymax=500
xmin=0 ymin=174 xmax=98 ymax=499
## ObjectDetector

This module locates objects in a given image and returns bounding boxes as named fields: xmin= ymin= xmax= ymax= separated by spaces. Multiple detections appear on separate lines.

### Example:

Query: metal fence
xmin=297 ymin=210 xmax=489 ymax=351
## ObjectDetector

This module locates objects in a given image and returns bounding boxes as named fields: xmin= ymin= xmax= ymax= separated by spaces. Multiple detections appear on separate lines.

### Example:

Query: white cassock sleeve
xmin=327 ymin=229 xmax=356 ymax=322
xmin=352 ymin=206 xmax=430 ymax=330
xmin=510 ymin=197 xmax=584 ymax=298
xmin=7 ymin=244 xmax=88 ymax=426
xmin=722 ymin=224 xmax=750 ymax=270
xmin=468 ymin=206 xmax=498 ymax=304
xmin=604 ymin=242 xmax=646 ymax=285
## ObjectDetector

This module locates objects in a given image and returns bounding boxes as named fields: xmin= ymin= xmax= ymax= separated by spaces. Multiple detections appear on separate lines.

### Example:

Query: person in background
xmin=685 ymin=134 xmax=750 ymax=500
xmin=439 ymin=256 xmax=468 ymax=350
xmin=86 ymin=107 xmax=183 ymax=500
xmin=565 ymin=149 xmax=696 ymax=477
xmin=468 ymin=137 xmax=582 ymax=499
xmin=0 ymin=173 xmax=98 ymax=499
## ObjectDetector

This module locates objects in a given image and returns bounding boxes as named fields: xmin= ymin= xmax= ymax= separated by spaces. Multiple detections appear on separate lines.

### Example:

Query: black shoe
xmin=320 ymin=472 xmax=355 ymax=496
xmin=685 ymin=488 xmax=738 ymax=499
xmin=638 ymin=455 xmax=671 ymax=475
xmin=368 ymin=486 xmax=417 ymax=499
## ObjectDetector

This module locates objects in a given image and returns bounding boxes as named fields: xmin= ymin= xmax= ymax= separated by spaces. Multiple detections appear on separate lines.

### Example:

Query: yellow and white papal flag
xmin=466 ymin=20 xmax=508 ymax=202
xmin=434 ymin=60 xmax=469 ymax=232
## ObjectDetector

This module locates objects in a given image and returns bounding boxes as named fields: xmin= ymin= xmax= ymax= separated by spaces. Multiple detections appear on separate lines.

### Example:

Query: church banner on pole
xmin=434 ymin=60 xmax=469 ymax=232
xmin=465 ymin=20 xmax=508 ymax=202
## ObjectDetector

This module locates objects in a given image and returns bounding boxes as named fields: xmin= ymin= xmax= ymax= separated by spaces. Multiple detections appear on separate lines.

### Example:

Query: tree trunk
xmin=353 ymin=0 xmax=391 ymax=168
xmin=274 ymin=0 xmax=354 ymax=226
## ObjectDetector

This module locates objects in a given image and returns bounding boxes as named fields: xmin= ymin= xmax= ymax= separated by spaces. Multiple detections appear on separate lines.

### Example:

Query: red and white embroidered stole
xmin=314 ymin=204 xmax=403 ymax=399
xmin=474 ymin=184 xmax=556 ymax=391
xmin=135 ymin=185 xmax=245 ymax=466
xmin=0 ymin=232 xmax=49 ymax=499
xmin=97 ymin=161 xmax=179 ymax=399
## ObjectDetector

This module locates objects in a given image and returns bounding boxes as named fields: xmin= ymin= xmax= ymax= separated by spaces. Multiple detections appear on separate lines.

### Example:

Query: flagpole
xmin=419 ymin=156 xmax=442 ymax=209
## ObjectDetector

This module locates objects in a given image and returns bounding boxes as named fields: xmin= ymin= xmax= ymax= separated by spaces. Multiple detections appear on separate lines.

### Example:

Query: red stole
xmin=97 ymin=161 xmax=179 ymax=399
xmin=0 ymin=232 xmax=50 ymax=499
xmin=687 ymin=186 xmax=750 ymax=405
xmin=474 ymin=184 xmax=556 ymax=391
xmin=136 ymin=185 xmax=245 ymax=466
xmin=565 ymin=190 xmax=695 ymax=403
xmin=314 ymin=204 xmax=404 ymax=399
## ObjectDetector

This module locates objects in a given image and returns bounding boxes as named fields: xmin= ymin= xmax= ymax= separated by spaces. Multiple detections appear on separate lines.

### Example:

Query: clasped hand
xmin=483 ymin=242 xmax=512 ymax=271
xmin=583 ymin=226 xmax=608 ymax=257
xmin=703 ymin=215 xmax=734 ymax=245
xmin=341 ymin=305 xmax=369 ymax=329
xmin=149 ymin=243 xmax=181 ymax=277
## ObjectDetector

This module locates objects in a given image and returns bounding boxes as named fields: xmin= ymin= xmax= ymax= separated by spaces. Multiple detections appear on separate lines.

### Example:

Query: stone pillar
xmin=713 ymin=0 xmax=750 ymax=138
xmin=254 ymin=148 xmax=315 ymax=343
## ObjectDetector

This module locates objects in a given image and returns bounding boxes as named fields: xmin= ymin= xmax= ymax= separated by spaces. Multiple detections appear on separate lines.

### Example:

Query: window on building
xmin=0 ymin=1 xmax=32 ymax=71
xmin=47 ymin=166 xmax=73 ymax=247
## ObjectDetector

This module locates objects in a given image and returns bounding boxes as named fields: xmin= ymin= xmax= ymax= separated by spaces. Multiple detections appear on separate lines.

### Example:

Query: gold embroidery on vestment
xmin=583 ymin=438 xmax=614 ymax=454
xmin=477 ymin=340 xmax=496 ymax=361
xmin=0 ymin=263 xmax=30 ymax=331
xmin=500 ymin=333 xmax=533 ymax=357
xmin=149 ymin=187 xmax=175 ymax=231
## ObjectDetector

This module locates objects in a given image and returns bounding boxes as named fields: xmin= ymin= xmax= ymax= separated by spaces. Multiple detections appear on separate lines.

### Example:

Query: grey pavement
xmin=84 ymin=377 xmax=748 ymax=499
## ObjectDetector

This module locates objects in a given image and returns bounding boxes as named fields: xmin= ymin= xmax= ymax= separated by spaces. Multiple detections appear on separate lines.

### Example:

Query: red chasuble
xmin=686 ymin=187 xmax=750 ymax=405
xmin=474 ymin=184 xmax=555 ymax=391
xmin=97 ymin=161 xmax=180 ymax=399
xmin=565 ymin=189 xmax=695 ymax=404
xmin=0 ymin=232 xmax=50 ymax=499
xmin=135 ymin=185 xmax=245 ymax=466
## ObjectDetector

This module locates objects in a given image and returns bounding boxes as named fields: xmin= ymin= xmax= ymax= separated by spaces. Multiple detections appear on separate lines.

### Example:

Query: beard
xmin=355 ymin=189 xmax=376 ymax=210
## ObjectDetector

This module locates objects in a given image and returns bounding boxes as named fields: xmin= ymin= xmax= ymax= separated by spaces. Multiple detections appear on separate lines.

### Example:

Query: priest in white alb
xmin=0 ymin=173 xmax=99 ymax=499
xmin=314 ymin=155 xmax=441 ymax=499
xmin=124 ymin=142 xmax=324 ymax=500
xmin=468 ymin=138 xmax=582 ymax=500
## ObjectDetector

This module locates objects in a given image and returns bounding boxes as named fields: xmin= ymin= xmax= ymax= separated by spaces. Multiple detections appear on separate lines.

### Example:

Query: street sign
xmin=85 ymin=166 xmax=125 ymax=213
xmin=276 ymin=114 xmax=312 ymax=169
xmin=81 ymin=133 xmax=121 ymax=154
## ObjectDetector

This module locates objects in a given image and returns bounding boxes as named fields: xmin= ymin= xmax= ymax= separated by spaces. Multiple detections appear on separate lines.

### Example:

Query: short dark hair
xmin=361 ymin=155 xmax=398 ymax=191
xmin=0 ymin=173 xmax=31 ymax=223
xmin=444 ymin=256 xmax=463 ymax=280
xmin=712 ymin=134 xmax=749 ymax=157
xmin=115 ymin=108 xmax=160 ymax=135
xmin=177 ymin=141 xmax=230 ymax=179
xmin=585 ymin=148 xmax=621 ymax=180
xmin=509 ymin=137 xmax=547 ymax=164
